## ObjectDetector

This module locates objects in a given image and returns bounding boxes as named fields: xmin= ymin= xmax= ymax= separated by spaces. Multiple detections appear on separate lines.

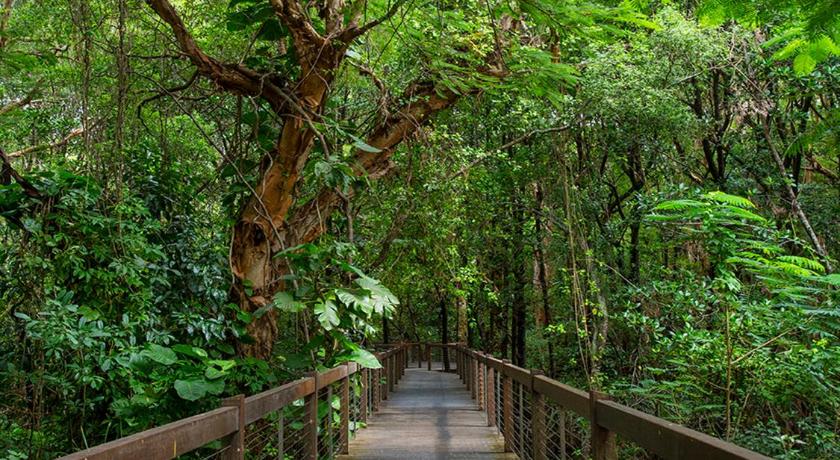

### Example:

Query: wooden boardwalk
xmin=340 ymin=364 xmax=516 ymax=460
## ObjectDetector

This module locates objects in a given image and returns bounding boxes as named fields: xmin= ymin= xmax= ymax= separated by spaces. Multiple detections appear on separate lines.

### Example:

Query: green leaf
xmin=173 ymin=344 xmax=208 ymax=359
xmin=793 ymin=52 xmax=817 ymax=76
xmin=145 ymin=344 xmax=177 ymax=365
xmin=236 ymin=311 xmax=252 ymax=323
xmin=274 ymin=291 xmax=306 ymax=312
xmin=174 ymin=379 xmax=207 ymax=401
xmin=355 ymin=275 xmax=399 ymax=315
xmin=205 ymin=367 xmax=225 ymax=380
xmin=345 ymin=348 xmax=382 ymax=369
xmin=209 ymin=359 xmax=236 ymax=371
xmin=350 ymin=135 xmax=382 ymax=153
xmin=315 ymin=300 xmax=340 ymax=330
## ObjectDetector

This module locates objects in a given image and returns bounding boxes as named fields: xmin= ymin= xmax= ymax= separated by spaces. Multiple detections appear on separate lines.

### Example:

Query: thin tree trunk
xmin=441 ymin=296 xmax=450 ymax=371
xmin=511 ymin=191 xmax=527 ymax=367
xmin=560 ymin=148 xmax=591 ymax=380
xmin=455 ymin=283 xmax=468 ymax=344
xmin=0 ymin=0 xmax=12 ymax=49
xmin=533 ymin=182 xmax=556 ymax=376
xmin=763 ymin=116 xmax=833 ymax=272
xmin=114 ymin=0 xmax=129 ymax=191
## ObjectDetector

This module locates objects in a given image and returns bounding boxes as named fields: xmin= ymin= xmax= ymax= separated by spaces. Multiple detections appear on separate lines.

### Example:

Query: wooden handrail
xmin=59 ymin=344 xmax=410 ymax=460
xmin=60 ymin=406 xmax=240 ymax=460
xmin=58 ymin=342 xmax=772 ymax=460
xmin=450 ymin=343 xmax=772 ymax=460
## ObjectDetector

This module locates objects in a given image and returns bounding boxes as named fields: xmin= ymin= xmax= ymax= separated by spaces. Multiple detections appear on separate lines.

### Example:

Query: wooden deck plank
xmin=340 ymin=365 xmax=517 ymax=460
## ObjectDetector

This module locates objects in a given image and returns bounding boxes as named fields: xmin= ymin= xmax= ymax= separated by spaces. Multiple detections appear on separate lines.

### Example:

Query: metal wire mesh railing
xmin=531 ymin=395 xmax=590 ymax=460
xmin=454 ymin=344 xmax=769 ymax=460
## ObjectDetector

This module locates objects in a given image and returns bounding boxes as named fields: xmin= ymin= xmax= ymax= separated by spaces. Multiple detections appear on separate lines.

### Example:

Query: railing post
xmin=400 ymin=346 xmax=406 ymax=378
xmin=360 ymin=367 xmax=369 ymax=422
xmin=382 ymin=356 xmax=389 ymax=400
xmin=372 ymin=365 xmax=381 ymax=411
xmin=590 ymin=390 xmax=617 ymax=460
xmin=220 ymin=394 xmax=245 ymax=460
xmin=340 ymin=367 xmax=350 ymax=455
xmin=460 ymin=347 xmax=465 ymax=382
xmin=455 ymin=346 xmax=461 ymax=380
xmin=486 ymin=358 xmax=496 ymax=427
xmin=426 ymin=344 xmax=431 ymax=371
xmin=471 ymin=352 xmax=479 ymax=400
xmin=477 ymin=354 xmax=484 ymax=410
xmin=466 ymin=351 xmax=472 ymax=393
xmin=531 ymin=369 xmax=546 ymax=460
xmin=501 ymin=359 xmax=513 ymax=453
xmin=304 ymin=372 xmax=318 ymax=460
xmin=389 ymin=354 xmax=396 ymax=391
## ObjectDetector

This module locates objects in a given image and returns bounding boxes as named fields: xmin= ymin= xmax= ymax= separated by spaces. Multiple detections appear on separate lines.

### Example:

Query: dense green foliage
xmin=0 ymin=0 xmax=838 ymax=458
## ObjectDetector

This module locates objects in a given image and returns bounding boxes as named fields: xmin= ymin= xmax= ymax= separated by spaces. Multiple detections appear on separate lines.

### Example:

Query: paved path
xmin=340 ymin=365 xmax=516 ymax=460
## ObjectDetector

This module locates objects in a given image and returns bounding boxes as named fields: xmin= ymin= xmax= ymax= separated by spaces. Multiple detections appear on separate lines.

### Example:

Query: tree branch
xmin=287 ymin=81 xmax=460 ymax=244
xmin=0 ymin=83 xmax=42 ymax=117
xmin=145 ymin=0 xmax=289 ymax=112
xmin=339 ymin=0 xmax=411 ymax=42
xmin=0 ymin=147 xmax=41 ymax=198
xmin=448 ymin=125 xmax=572 ymax=180
xmin=7 ymin=126 xmax=86 ymax=158
xmin=269 ymin=0 xmax=325 ymax=47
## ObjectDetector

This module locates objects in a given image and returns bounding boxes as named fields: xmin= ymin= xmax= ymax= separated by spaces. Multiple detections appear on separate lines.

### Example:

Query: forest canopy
xmin=0 ymin=0 xmax=838 ymax=458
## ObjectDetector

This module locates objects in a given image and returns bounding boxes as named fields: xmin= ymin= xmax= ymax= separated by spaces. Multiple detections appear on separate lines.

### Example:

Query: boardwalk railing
xmin=450 ymin=343 xmax=772 ymax=460
xmin=60 ymin=344 xmax=411 ymax=460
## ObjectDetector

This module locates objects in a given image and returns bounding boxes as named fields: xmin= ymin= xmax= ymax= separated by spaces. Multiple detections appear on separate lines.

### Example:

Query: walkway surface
xmin=340 ymin=364 xmax=516 ymax=460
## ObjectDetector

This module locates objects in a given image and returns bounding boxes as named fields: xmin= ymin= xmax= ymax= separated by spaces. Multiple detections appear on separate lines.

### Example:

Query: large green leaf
xmin=172 ymin=344 xmax=208 ymax=359
xmin=315 ymin=300 xmax=340 ymax=330
xmin=174 ymin=378 xmax=225 ymax=401
xmin=174 ymin=379 xmax=209 ymax=401
xmin=355 ymin=275 xmax=399 ymax=316
xmin=145 ymin=344 xmax=177 ymax=365
xmin=274 ymin=291 xmax=305 ymax=312
xmin=345 ymin=348 xmax=382 ymax=369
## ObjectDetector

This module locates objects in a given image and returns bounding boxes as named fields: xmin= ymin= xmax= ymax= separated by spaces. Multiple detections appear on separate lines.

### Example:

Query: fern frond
xmin=771 ymin=261 xmax=818 ymax=277
xmin=821 ymin=274 xmax=840 ymax=286
xmin=704 ymin=191 xmax=755 ymax=208
xmin=652 ymin=199 xmax=705 ymax=211
xmin=718 ymin=206 xmax=766 ymax=222
xmin=776 ymin=255 xmax=826 ymax=273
